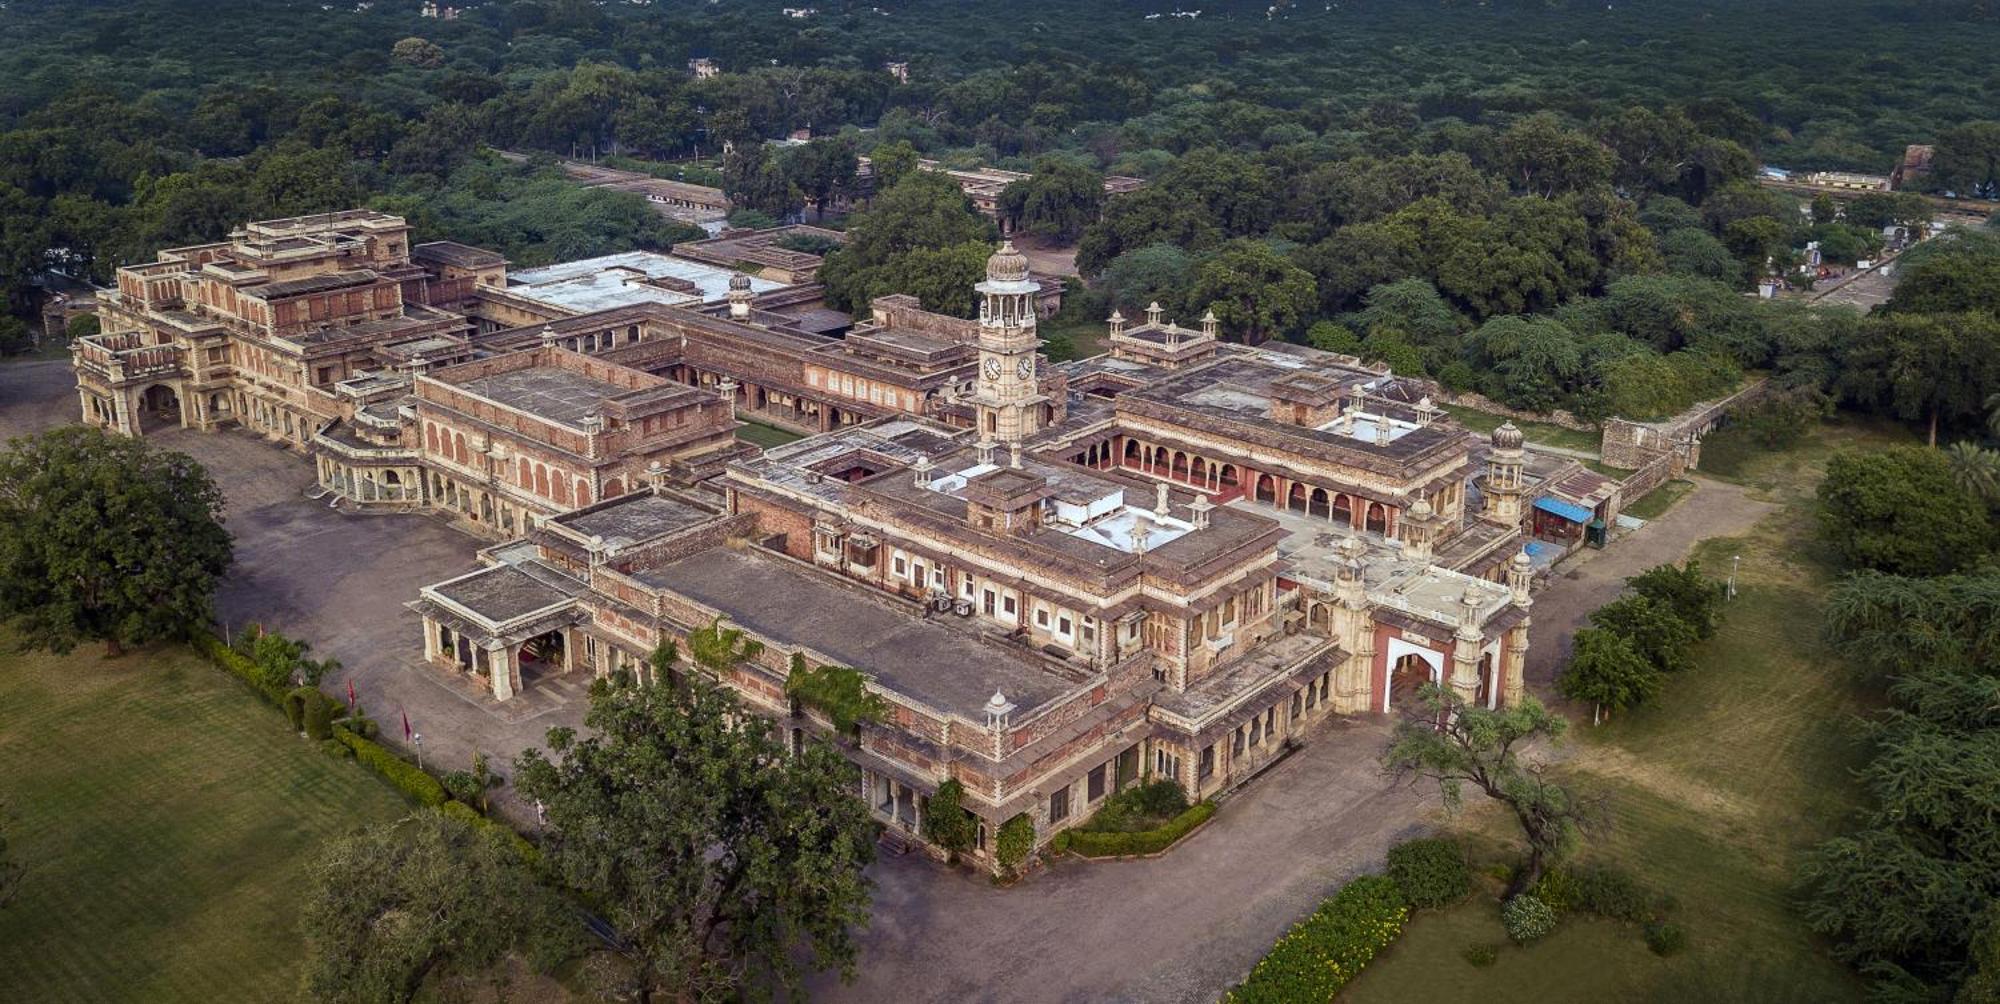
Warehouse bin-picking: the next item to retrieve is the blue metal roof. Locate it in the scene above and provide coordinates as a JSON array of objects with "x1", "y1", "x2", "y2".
[{"x1": 1534, "y1": 496, "x2": 1595, "y2": 523}]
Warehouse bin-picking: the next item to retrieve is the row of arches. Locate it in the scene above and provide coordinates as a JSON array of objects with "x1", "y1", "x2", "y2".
[
  {"x1": 1066, "y1": 434, "x2": 1401, "y2": 536},
  {"x1": 1387, "y1": 651, "x2": 1498, "y2": 712}
]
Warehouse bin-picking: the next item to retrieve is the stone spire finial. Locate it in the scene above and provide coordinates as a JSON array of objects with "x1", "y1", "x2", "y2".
[
  {"x1": 540, "y1": 325, "x2": 558, "y2": 349},
  {"x1": 1008, "y1": 441, "x2": 1023, "y2": 470},
  {"x1": 1200, "y1": 309, "x2": 1219, "y2": 339},
  {"x1": 913, "y1": 455, "x2": 933, "y2": 488},
  {"x1": 1155, "y1": 481, "x2": 1170, "y2": 517}
]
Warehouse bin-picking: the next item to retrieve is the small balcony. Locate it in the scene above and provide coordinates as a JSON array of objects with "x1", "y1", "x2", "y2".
[{"x1": 72, "y1": 331, "x2": 185, "y2": 384}]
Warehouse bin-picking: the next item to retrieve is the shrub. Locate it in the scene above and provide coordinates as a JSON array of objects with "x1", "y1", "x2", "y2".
[
  {"x1": 1644, "y1": 921, "x2": 1688, "y2": 957},
  {"x1": 1533, "y1": 864, "x2": 1659, "y2": 923},
  {"x1": 1461, "y1": 943, "x2": 1499, "y2": 967},
  {"x1": 1129, "y1": 778, "x2": 1189, "y2": 818},
  {"x1": 1065, "y1": 802, "x2": 1215, "y2": 857},
  {"x1": 301, "y1": 689, "x2": 337, "y2": 741},
  {"x1": 282, "y1": 689, "x2": 308, "y2": 730},
  {"x1": 437, "y1": 801, "x2": 542, "y2": 868},
  {"x1": 1387, "y1": 836, "x2": 1472, "y2": 909},
  {"x1": 193, "y1": 630, "x2": 286, "y2": 704},
  {"x1": 1502, "y1": 894, "x2": 1559, "y2": 944},
  {"x1": 334, "y1": 725, "x2": 447, "y2": 806},
  {"x1": 921, "y1": 778, "x2": 977, "y2": 860},
  {"x1": 996, "y1": 813, "x2": 1035, "y2": 876},
  {"x1": 1227, "y1": 875, "x2": 1409, "y2": 1002},
  {"x1": 443, "y1": 770, "x2": 483, "y2": 806},
  {"x1": 319, "y1": 738, "x2": 352, "y2": 760}
]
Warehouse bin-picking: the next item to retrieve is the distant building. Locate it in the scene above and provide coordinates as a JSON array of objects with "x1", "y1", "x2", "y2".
[
  {"x1": 1800, "y1": 170, "x2": 1891, "y2": 192},
  {"x1": 688, "y1": 57, "x2": 719, "y2": 80},
  {"x1": 886, "y1": 61, "x2": 910, "y2": 84}
]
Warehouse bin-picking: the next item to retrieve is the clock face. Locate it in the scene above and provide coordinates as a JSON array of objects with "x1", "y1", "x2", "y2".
[
  {"x1": 1017, "y1": 358, "x2": 1034, "y2": 380},
  {"x1": 983, "y1": 357, "x2": 1002, "y2": 381}
]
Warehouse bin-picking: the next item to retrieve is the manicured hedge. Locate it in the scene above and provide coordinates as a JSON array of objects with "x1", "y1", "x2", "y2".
[
  {"x1": 1227, "y1": 874, "x2": 1410, "y2": 1003},
  {"x1": 333, "y1": 724, "x2": 447, "y2": 806},
  {"x1": 193, "y1": 630, "x2": 286, "y2": 704},
  {"x1": 1386, "y1": 836, "x2": 1472, "y2": 908},
  {"x1": 437, "y1": 801, "x2": 542, "y2": 867},
  {"x1": 1066, "y1": 801, "x2": 1216, "y2": 858}
]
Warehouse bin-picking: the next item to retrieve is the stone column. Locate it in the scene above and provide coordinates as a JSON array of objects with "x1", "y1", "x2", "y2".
[
  {"x1": 1502, "y1": 623, "x2": 1529, "y2": 707},
  {"x1": 488, "y1": 642, "x2": 515, "y2": 701},
  {"x1": 561, "y1": 628, "x2": 576, "y2": 674},
  {"x1": 421, "y1": 616, "x2": 438, "y2": 662}
]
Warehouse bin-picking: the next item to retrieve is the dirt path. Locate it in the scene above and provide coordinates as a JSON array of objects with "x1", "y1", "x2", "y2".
[{"x1": 1526, "y1": 476, "x2": 1778, "y2": 688}]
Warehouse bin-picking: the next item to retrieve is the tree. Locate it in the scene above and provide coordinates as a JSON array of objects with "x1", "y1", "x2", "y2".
[
  {"x1": 389, "y1": 37, "x2": 445, "y2": 69},
  {"x1": 1944, "y1": 442, "x2": 2000, "y2": 504},
  {"x1": 1588, "y1": 594, "x2": 1700, "y2": 675},
  {"x1": 780, "y1": 137, "x2": 858, "y2": 219},
  {"x1": 1817, "y1": 448, "x2": 1992, "y2": 576},
  {"x1": 1351, "y1": 279, "x2": 1464, "y2": 371},
  {"x1": 785, "y1": 654, "x2": 888, "y2": 736},
  {"x1": 1464, "y1": 315, "x2": 1584, "y2": 412},
  {"x1": 1099, "y1": 243, "x2": 1194, "y2": 317},
  {"x1": 1626, "y1": 561, "x2": 1725, "y2": 640},
  {"x1": 722, "y1": 146, "x2": 802, "y2": 220},
  {"x1": 819, "y1": 171, "x2": 992, "y2": 313},
  {"x1": 998, "y1": 157, "x2": 1104, "y2": 242},
  {"x1": 515, "y1": 676, "x2": 875, "y2": 1002},
  {"x1": 1383, "y1": 687, "x2": 1597, "y2": 895},
  {"x1": 0, "y1": 427, "x2": 233, "y2": 656},
  {"x1": 921, "y1": 778, "x2": 977, "y2": 863},
  {"x1": 1558, "y1": 628, "x2": 1662, "y2": 725},
  {"x1": 300, "y1": 811, "x2": 576, "y2": 1003},
  {"x1": 1658, "y1": 228, "x2": 1742, "y2": 285},
  {"x1": 1840, "y1": 313, "x2": 2000, "y2": 445},
  {"x1": 1883, "y1": 237, "x2": 2000, "y2": 316},
  {"x1": 867, "y1": 140, "x2": 920, "y2": 189},
  {"x1": 1930, "y1": 121, "x2": 2000, "y2": 197},
  {"x1": 1499, "y1": 112, "x2": 1613, "y2": 199},
  {"x1": 1186, "y1": 239, "x2": 1317, "y2": 344}
]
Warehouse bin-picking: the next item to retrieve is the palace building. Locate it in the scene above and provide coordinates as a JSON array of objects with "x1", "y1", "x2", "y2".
[{"x1": 77, "y1": 211, "x2": 1544, "y2": 872}]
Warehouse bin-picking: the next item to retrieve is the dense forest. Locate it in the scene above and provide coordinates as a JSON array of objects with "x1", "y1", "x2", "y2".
[{"x1": 2, "y1": 0, "x2": 1998, "y2": 428}]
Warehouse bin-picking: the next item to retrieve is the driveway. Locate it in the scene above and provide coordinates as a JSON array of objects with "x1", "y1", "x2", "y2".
[
  {"x1": 1524, "y1": 477, "x2": 1778, "y2": 688},
  {"x1": 813, "y1": 717, "x2": 1437, "y2": 1004}
]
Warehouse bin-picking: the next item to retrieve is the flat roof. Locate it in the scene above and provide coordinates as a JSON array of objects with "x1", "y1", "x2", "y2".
[
  {"x1": 454, "y1": 367, "x2": 628, "y2": 425},
  {"x1": 430, "y1": 563, "x2": 583, "y2": 624},
  {"x1": 506, "y1": 252, "x2": 784, "y2": 313},
  {"x1": 636, "y1": 546, "x2": 1077, "y2": 718},
  {"x1": 553, "y1": 493, "x2": 715, "y2": 548}
]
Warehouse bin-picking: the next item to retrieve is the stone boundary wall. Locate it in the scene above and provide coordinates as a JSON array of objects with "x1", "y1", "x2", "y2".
[
  {"x1": 1617, "y1": 450, "x2": 1678, "y2": 504},
  {"x1": 1600, "y1": 378, "x2": 1770, "y2": 470},
  {"x1": 1431, "y1": 388, "x2": 1594, "y2": 432}
]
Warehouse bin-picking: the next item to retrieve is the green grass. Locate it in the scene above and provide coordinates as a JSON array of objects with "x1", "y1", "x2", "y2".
[
  {"x1": 1623, "y1": 479, "x2": 1695, "y2": 521},
  {"x1": 735, "y1": 419, "x2": 806, "y2": 449},
  {"x1": 1346, "y1": 417, "x2": 1919, "y2": 1004},
  {"x1": 1442, "y1": 404, "x2": 1603, "y2": 455},
  {"x1": 0, "y1": 639, "x2": 413, "y2": 1002}
]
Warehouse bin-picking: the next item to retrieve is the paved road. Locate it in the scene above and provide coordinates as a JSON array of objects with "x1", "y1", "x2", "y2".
[
  {"x1": 812, "y1": 718, "x2": 1435, "y2": 1004},
  {"x1": 1523, "y1": 477, "x2": 1778, "y2": 688}
]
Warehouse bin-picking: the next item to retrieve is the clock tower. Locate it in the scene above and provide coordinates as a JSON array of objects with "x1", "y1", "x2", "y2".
[{"x1": 970, "y1": 241, "x2": 1049, "y2": 443}]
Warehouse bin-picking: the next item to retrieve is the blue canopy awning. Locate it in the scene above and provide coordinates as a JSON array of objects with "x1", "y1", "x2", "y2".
[{"x1": 1534, "y1": 495, "x2": 1595, "y2": 523}]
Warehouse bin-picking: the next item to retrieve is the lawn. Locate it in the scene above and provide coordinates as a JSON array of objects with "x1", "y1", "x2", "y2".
[
  {"x1": 735, "y1": 418, "x2": 806, "y2": 449},
  {"x1": 0, "y1": 638, "x2": 414, "y2": 1002},
  {"x1": 1622, "y1": 479, "x2": 1694, "y2": 521},
  {"x1": 1441, "y1": 404, "x2": 1603, "y2": 455},
  {"x1": 1344, "y1": 417, "x2": 1913, "y2": 1004}
]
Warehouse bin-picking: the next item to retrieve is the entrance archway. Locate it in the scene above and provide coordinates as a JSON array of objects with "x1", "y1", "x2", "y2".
[
  {"x1": 1389, "y1": 651, "x2": 1438, "y2": 713},
  {"x1": 138, "y1": 384, "x2": 180, "y2": 433}
]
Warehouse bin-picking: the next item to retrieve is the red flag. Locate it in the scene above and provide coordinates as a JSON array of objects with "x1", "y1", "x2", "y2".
[
  {"x1": 347, "y1": 679, "x2": 356, "y2": 709},
  {"x1": 402, "y1": 710, "x2": 412, "y2": 742}
]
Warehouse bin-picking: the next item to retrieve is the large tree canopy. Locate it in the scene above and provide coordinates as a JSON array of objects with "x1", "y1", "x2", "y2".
[
  {"x1": 0, "y1": 427, "x2": 233, "y2": 655},
  {"x1": 515, "y1": 674, "x2": 876, "y2": 1003},
  {"x1": 1816, "y1": 447, "x2": 1993, "y2": 577}
]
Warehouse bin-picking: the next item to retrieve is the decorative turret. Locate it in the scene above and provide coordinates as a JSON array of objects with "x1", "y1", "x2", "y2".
[
  {"x1": 1107, "y1": 309, "x2": 1126, "y2": 337},
  {"x1": 1400, "y1": 495, "x2": 1438, "y2": 564},
  {"x1": 1484, "y1": 422, "x2": 1527, "y2": 526},
  {"x1": 727, "y1": 272, "x2": 754, "y2": 320},
  {"x1": 1200, "y1": 309, "x2": 1219, "y2": 340},
  {"x1": 1508, "y1": 548, "x2": 1534, "y2": 606},
  {"x1": 1145, "y1": 301, "x2": 1164, "y2": 326}
]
